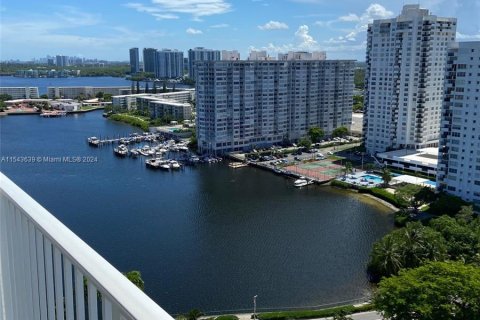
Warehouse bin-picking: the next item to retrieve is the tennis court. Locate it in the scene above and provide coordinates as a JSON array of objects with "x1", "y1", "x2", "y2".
[{"x1": 284, "y1": 159, "x2": 345, "y2": 182}]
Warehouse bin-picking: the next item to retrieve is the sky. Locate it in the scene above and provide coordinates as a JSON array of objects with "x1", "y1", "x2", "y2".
[{"x1": 1, "y1": 0, "x2": 479, "y2": 61}]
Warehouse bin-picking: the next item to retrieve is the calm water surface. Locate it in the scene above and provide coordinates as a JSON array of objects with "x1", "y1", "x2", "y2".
[
  {"x1": 0, "y1": 111, "x2": 393, "y2": 314},
  {"x1": 0, "y1": 76, "x2": 191, "y2": 94}
]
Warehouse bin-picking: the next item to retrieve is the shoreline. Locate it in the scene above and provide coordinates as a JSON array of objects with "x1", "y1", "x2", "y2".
[{"x1": 0, "y1": 107, "x2": 104, "y2": 117}]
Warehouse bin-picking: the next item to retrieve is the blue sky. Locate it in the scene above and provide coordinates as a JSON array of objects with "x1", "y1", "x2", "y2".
[{"x1": 1, "y1": 0, "x2": 479, "y2": 61}]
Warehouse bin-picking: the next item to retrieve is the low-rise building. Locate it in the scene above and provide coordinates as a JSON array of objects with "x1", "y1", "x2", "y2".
[
  {"x1": 112, "y1": 90, "x2": 194, "y2": 121},
  {"x1": 47, "y1": 86, "x2": 131, "y2": 99},
  {"x1": 0, "y1": 87, "x2": 39, "y2": 99},
  {"x1": 376, "y1": 147, "x2": 438, "y2": 177}
]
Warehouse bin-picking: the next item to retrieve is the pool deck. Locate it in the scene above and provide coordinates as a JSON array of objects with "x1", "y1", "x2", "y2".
[{"x1": 338, "y1": 172, "x2": 383, "y2": 188}]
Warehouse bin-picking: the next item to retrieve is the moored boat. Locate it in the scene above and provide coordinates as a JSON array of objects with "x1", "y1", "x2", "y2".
[{"x1": 114, "y1": 144, "x2": 128, "y2": 157}]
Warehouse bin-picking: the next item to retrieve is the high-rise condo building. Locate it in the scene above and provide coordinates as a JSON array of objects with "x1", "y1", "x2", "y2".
[
  {"x1": 196, "y1": 60, "x2": 354, "y2": 154},
  {"x1": 364, "y1": 5, "x2": 456, "y2": 155},
  {"x1": 188, "y1": 47, "x2": 221, "y2": 80},
  {"x1": 143, "y1": 48, "x2": 157, "y2": 74},
  {"x1": 437, "y1": 41, "x2": 480, "y2": 204},
  {"x1": 221, "y1": 50, "x2": 240, "y2": 61},
  {"x1": 129, "y1": 48, "x2": 140, "y2": 74},
  {"x1": 248, "y1": 51, "x2": 273, "y2": 61},
  {"x1": 155, "y1": 49, "x2": 184, "y2": 79},
  {"x1": 278, "y1": 51, "x2": 327, "y2": 61},
  {"x1": 55, "y1": 55, "x2": 69, "y2": 67}
]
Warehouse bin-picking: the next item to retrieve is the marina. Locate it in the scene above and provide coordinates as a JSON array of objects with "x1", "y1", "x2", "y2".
[{"x1": 0, "y1": 110, "x2": 394, "y2": 314}]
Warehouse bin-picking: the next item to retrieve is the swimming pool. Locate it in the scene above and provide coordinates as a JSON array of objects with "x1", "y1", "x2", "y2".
[
  {"x1": 361, "y1": 174, "x2": 384, "y2": 184},
  {"x1": 423, "y1": 180, "x2": 437, "y2": 187}
]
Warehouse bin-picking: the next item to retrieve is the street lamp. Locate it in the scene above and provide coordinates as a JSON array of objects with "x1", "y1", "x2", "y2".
[{"x1": 253, "y1": 295, "x2": 258, "y2": 320}]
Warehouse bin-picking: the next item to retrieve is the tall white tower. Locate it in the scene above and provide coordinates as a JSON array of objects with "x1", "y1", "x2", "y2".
[{"x1": 364, "y1": 5, "x2": 456, "y2": 154}]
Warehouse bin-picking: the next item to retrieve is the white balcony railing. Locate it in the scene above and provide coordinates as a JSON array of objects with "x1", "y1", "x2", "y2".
[{"x1": 0, "y1": 172, "x2": 174, "y2": 320}]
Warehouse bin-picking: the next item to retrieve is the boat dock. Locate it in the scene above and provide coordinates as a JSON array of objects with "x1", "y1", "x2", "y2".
[
  {"x1": 87, "y1": 133, "x2": 160, "y2": 147},
  {"x1": 228, "y1": 162, "x2": 248, "y2": 169}
]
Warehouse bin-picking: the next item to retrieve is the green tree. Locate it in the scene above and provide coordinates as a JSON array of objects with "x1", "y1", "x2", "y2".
[
  {"x1": 368, "y1": 232, "x2": 405, "y2": 280},
  {"x1": 39, "y1": 94, "x2": 49, "y2": 99},
  {"x1": 429, "y1": 215, "x2": 479, "y2": 262},
  {"x1": 343, "y1": 161, "x2": 353, "y2": 175},
  {"x1": 308, "y1": 127, "x2": 324, "y2": 143},
  {"x1": 332, "y1": 310, "x2": 353, "y2": 320},
  {"x1": 429, "y1": 192, "x2": 468, "y2": 216},
  {"x1": 0, "y1": 93, "x2": 13, "y2": 102},
  {"x1": 124, "y1": 270, "x2": 144, "y2": 291},
  {"x1": 381, "y1": 168, "x2": 392, "y2": 187},
  {"x1": 103, "y1": 93, "x2": 113, "y2": 102},
  {"x1": 186, "y1": 309, "x2": 203, "y2": 320},
  {"x1": 332, "y1": 126, "x2": 349, "y2": 138},
  {"x1": 368, "y1": 222, "x2": 447, "y2": 280},
  {"x1": 298, "y1": 137, "x2": 312, "y2": 150},
  {"x1": 136, "y1": 81, "x2": 140, "y2": 93},
  {"x1": 352, "y1": 95, "x2": 364, "y2": 112},
  {"x1": 95, "y1": 91, "x2": 104, "y2": 99},
  {"x1": 354, "y1": 68, "x2": 365, "y2": 89},
  {"x1": 374, "y1": 261, "x2": 480, "y2": 320},
  {"x1": 395, "y1": 185, "x2": 434, "y2": 212}
]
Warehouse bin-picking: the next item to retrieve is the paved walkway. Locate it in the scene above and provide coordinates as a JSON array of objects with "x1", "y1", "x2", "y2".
[{"x1": 203, "y1": 310, "x2": 383, "y2": 320}]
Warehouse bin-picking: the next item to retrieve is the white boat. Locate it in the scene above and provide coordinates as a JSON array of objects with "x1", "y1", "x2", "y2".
[
  {"x1": 169, "y1": 160, "x2": 181, "y2": 169},
  {"x1": 138, "y1": 145, "x2": 151, "y2": 156},
  {"x1": 130, "y1": 149, "x2": 139, "y2": 157},
  {"x1": 294, "y1": 177, "x2": 313, "y2": 187},
  {"x1": 87, "y1": 137, "x2": 100, "y2": 147},
  {"x1": 145, "y1": 158, "x2": 165, "y2": 169},
  {"x1": 160, "y1": 163, "x2": 171, "y2": 170},
  {"x1": 114, "y1": 144, "x2": 128, "y2": 157}
]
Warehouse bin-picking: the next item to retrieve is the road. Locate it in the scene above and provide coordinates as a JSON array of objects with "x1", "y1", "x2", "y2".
[
  {"x1": 214, "y1": 310, "x2": 382, "y2": 320},
  {"x1": 316, "y1": 311, "x2": 383, "y2": 320}
]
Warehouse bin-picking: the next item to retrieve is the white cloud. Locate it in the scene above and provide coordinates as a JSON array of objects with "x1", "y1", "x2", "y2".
[
  {"x1": 456, "y1": 31, "x2": 480, "y2": 40},
  {"x1": 0, "y1": 7, "x2": 167, "y2": 60},
  {"x1": 53, "y1": 6, "x2": 101, "y2": 26},
  {"x1": 152, "y1": 13, "x2": 179, "y2": 20},
  {"x1": 151, "y1": 0, "x2": 231, "y2": 18},
  {"x1": 186, "y1": 27, "x2": 203, "y2": 34},
  {"x1": 125, "y1": 0, "x2": 231, "y2": 20},
  {"x1": 258, "y1": 21, "x2": 289, "y2": 30},
  {"x1": 249, "y1": 25, "x2": 320, "y2": 55},
  {"x1": 289, "y1": 0, "x2": 324, "y2": 3},
  {"x1": 295, "y1": 25, "x2": 317, "y2": 48},
  {"x1": 327, "y1": 4, "x2": 394, "y2": 43},
  {"x1": 210, "y1": 23, "x2": 229, "y2": 28},
  {"x1": 339, "y1": 13, "x2": 360, "y2": 22}
]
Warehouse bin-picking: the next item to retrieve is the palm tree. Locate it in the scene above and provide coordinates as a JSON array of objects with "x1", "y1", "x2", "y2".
[
  {"x1": 187, "y1": 309, "x2": 203, "y2": 320},
  {"x1": 381, "y1": 167, "x2": 392, "y2": 187},
  {"x1": 343, "y1": 161, "x2": 353, "y2": 176},
  {"x1": 369, "y1": 233, "x2": 404, "y2": 278}
]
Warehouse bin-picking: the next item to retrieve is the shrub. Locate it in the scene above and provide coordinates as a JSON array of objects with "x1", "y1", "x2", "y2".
[
  {"x1": 393, "y1": 210, "x2": 410, "y2": 227},
  {"x1": 330, "y1": 180, "x2": 351, "y2": 189},
  {"x1": 216, "y1": 316, "x2": 239, "y2": 320}
]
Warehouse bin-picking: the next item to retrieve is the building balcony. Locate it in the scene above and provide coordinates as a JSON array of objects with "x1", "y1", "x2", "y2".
[{"x1": 0, "y1": 172, "x2": 174, "y2": 320}]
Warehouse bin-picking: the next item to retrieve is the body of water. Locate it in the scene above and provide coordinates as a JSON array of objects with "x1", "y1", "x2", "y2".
[
  {"x1": 0, "y1": 76, "x2": 192, "y2": 95},
  {"x1": 0, "y1": 111, "x2": 393, "y2": 314}
]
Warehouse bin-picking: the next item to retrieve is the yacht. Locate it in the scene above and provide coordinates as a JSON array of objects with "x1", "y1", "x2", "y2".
[
  {"x1": 87, "y1": 137, "x2": 100, "y2": 147},
  {"x1": 145, "y1": 158, "x2": 164, "y2": 169},
  {"x1": 114, "y1": 144, "x2": 128, "y2": 157},
  {"x1": 138, "y1": 145, "x2": 151, "y2": 157},
  {"x1": 169, "y1": 160, "x2": 181, "y2": 169},
  {"x1": 294, "y1": 177, "x2": 313, "y2": 187}
]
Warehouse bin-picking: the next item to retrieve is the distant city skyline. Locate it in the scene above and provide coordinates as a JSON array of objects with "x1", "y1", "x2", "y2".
[{"x1": 1, "y1": 0, "x2": 479, "y2": 61}]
